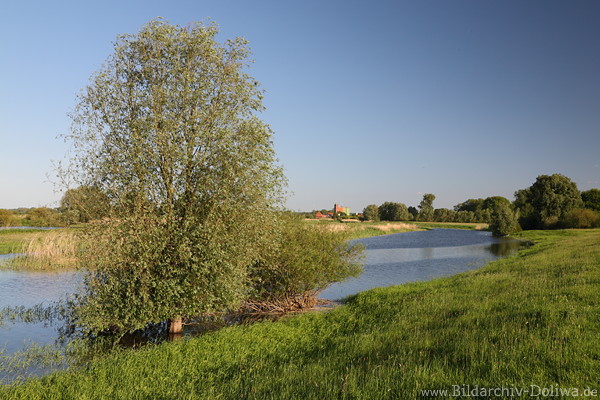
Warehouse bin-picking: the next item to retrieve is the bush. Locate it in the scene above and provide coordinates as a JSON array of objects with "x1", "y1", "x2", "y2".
[
  {"x1": 22, "y1": 208, "x2": 65, "y2": 227},
  {"x1": 248, "y1": 214, "x2": 363, "y2": 311},
  {"x1": 489, "y1": 203, "x2": 520, "y2": 237},
  {"x1": 0, "y1": 209, "x2": 20, "y2": 227},
  {"x1": 559, "y1": 208, "x2": 600, "y2": 229}
]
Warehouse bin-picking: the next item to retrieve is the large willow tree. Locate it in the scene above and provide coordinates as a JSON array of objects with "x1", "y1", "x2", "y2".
[{"x1": 67, "y1": 19, "x2": 285, "y2": 334}]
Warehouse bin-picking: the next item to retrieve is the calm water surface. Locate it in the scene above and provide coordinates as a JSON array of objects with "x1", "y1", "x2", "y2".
[
  {"x1": 0, "y1": 256, "x2": 79, "y2": 382},
  {"x1": 320, "y1": 229, "x2": 522, "y2": 300}
]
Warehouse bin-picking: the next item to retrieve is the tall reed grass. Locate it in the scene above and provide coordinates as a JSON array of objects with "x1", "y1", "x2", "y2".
[
  {"x1": 6, "y1": 229, "x2": 79, "y2": 270},
  {"x1": 314, "y1": 221, "x2": 419, "y2": 239}
]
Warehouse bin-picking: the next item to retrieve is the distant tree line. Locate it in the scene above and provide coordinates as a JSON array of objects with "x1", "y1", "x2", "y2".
[
  {"x1": 0, "y1": 186, "x2": 111, "y2": 228},
  {"x1": 359, "y1": 174, "x2": 600, "y2": 236}
]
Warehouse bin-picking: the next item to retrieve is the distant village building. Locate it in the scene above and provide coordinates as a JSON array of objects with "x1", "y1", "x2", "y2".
[
  {"x1": 315, "y1": 211, "x2": 334, "y2": 219},
  {"x1": 333, "y1": 203, "x2": 350, "y2": 215}
]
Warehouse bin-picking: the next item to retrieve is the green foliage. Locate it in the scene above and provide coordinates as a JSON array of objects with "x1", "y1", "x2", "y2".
[
  {"x1": 22, "y1": 208, "x2": 64, "y2": 227},
  {"x1": 513, "y1": 188, "x2": 536, "y2": 229},
  {"x1": 454, "y1": 198, "x2": 484, "y2": 213},
  {"x1": 407, "y1": 206, "x2": 419, "y2": 220},
  {"x1": 454, "y1": 210, "x2": 475, "y2": 223},
  {"x1": 482, "y1": 195, "x2": 510, "y2": 210},
  {"x1": 412, "y1": 221, "x2": 485, "y2": 230},
  {"x1": 559, "y1": 208, "x2": 600, "y2": 229},
  {"x1": 516, "y1": 174, "x2": 582, "y2": 229},
  {"x1": 453, "y1": 197, "x2": 511, "y2": 223},
  {"x1": 432, "y1": 207, "x2": 454, "y2": 222},
  {"x1": 65, "y1": 19, "x2": 285, "y2": 334},
  {"x1": 488, "y1": 202, "x2": 520, "y2": 236},
  {"x1": 5, "y1": 230, "x2": 599, "y2": 398},
  {"x1": 417, "y1": 193, "x2": 435, "y2": 221},
  {"x1": 0, "y1": 209, "x2": 20, "y2": 227},
  {"x1": 361, "y1": 204, "x2": 379, "y2": 221},
  {"x1": 249, "y1": 214, "x2": 363, "y2": 307},
  {"x1": 378, "y1": 201, "x2": 408, "y2": 221},
  {"x1": 581, "y1": 188, "x2": 600, "y2": 212},
  {"x1": 60, "y1": 186, "x2": 109, "y2": 224}
]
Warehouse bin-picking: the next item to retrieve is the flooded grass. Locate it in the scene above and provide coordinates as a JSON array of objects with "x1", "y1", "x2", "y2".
[{"x1": 2, "y1": 229, "x2": 598, "y2": 398}]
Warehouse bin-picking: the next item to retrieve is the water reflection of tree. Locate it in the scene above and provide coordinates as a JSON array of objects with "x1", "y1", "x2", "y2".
[{"x1": 488, "y1": 240, "x2": 529, "y2": 257}]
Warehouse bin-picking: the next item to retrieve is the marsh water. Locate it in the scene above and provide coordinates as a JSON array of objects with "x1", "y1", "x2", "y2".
[{"x1": 0, "y1": 228, "x2": 522, "y2": 382}]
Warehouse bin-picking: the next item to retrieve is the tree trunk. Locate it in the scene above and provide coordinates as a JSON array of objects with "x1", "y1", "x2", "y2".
[{"x1": 168, "y1": 316, "x2": 183, "y2": 334}]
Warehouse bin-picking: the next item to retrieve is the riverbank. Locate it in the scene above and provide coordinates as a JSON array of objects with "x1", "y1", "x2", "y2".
[{"x1": 3, "y1": 229, "x2": 598, "y2": 398}]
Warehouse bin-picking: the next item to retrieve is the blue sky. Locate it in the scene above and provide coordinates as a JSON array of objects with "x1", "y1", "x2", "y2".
[{"x1": 1, "y1": 0, "x2": 599, "y2": 212}]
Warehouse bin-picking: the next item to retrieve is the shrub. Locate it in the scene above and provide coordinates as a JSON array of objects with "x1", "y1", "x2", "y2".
[
  {"x1": 489, "y1": 203, "x2": 520, "y2": 237},
  {"x1": 559, "y1": 208, "x2": 600, "y2": 229},
  {"x1": 0, "y1": 209, "x2": 20, "y2": 227},
  {"x1": 22, "y1": 208, "x2": 65, "y2": 227},
  {"x1": 248, "y1": 214, "x2": 363, "y2": 311}
]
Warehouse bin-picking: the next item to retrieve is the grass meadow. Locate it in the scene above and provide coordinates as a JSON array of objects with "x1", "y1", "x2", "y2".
[{"x1": 1, "y1": 228, "x2": 598, "y2": 398}]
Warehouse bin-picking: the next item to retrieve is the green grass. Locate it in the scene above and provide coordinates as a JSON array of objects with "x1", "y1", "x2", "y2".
[{"x1": 2, "y1": 229, "x2": 599, "y2": 399}]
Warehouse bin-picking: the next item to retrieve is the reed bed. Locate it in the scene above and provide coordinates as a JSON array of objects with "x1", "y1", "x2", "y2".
[
  {"x1": 6, "y1": 229, "x2": 79, "y2": 270},
  {"x1": 312, "y1": 221, "x2": 419, "y2": 239}
]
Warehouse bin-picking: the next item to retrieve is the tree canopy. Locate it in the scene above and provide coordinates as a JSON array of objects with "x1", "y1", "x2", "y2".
[
  {"x1": 518, "y1": 174, "x2": 582, "y2": 228},
  {"x1": 60, "y1": 186, "x2": 109, "y2": 223},
  {"x1": 362, "y1": 204, "x2": 380, "y2": 221},
  {"x1": 379, "y1": 201, "x2": 409, "y2": 221},
  {"x1": 418, "y1": 194, "x2": 435, "y2": 221},
  {"x1": 66, "y1": 19, "x2": 286, "y2": 334},
  {"x1": 582, "y1": 189, "x2": 600, "y2": 212}
]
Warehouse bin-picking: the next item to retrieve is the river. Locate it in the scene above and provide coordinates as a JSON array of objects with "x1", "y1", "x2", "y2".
[{"x1": 320, "y1": 229, "x2": 521, "y2": 300}]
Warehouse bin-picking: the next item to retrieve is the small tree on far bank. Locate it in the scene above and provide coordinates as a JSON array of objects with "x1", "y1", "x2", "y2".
[
  {"x1": 514, "y1": 174, "x2": 582, "y2": 229},
  {"x1": 489, "y1": 202, "x2": 520, "y2": 236},
  {"x1": 362, "y1": 204, "x2": 380, "y2": 221},
  {"x1": 379, "y1": 201, "x2": 409, "y2": 221},
  {"x1": 418, "y1": 194, "x2": 435, "y2": 221},
  {"x1": 581, "y1": 189, "x2": 600, "y2": 212}
]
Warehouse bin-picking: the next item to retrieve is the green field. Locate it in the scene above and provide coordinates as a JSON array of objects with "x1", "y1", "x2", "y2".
[{"x1": 2, "y1": 229, "x2": 598, "y2": 398}]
